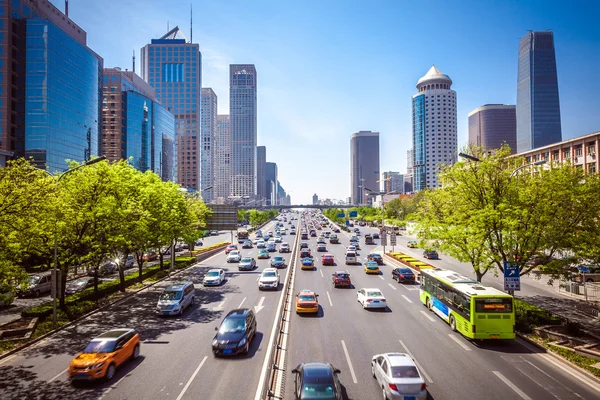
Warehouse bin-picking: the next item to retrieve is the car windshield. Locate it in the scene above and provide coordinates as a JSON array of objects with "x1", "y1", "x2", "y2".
[
  {"x1": 71, "y1": 279, "x2": 89, "y2": 287},
  {"x1": 241, "y1": 258, "x2": 253, "y2": 262},
  {"x1": 207, "y1": 271, "x2": 219, "y2": 277},
  {"x1": 367, "y1": 291, "x2": 382, "y2": 297},
  {"x1": 399, "y1": 269, "x2": 412, "y2": 274},
  {"x1": 263, "y1": 272, "x2": 277, "y2": 278},
  {"x1": 28, "y1": 276, "x2": 41, "y2": 285},
  {"x1": 229, "y1": 251, "x2": 239, "y2": 256},
  {"x1": 273, "y1": 257, "x2": 283, "y2": 261},
  {"x1": 160, "y1": 290, "x2": 182, "y2": 300},
  {"x1": 83, "y1": 340, "x2": 117, "y2": 354},
  {"x1": 299, "y1": 295, "x2": 316, "y2": 301},
  {"x1": 336, "y1": 274, "x2": 349, "y2": 279},
  {"x1": 219, "y1": 317, "x2": 246, "y2": 333},
  {"x1": 390, "y1": 365, "x2": 420, "y2": 378}
]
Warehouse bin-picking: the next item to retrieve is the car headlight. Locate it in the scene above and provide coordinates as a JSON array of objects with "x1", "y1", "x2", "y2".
[
  {"x1": 212, "y1": 339, "x2": 218, "y2": 346},
  {"x1": 92, "y1": 362, "x2": 105, "y2": 369},
  {"x1": 238, "y1": 337, "x2": 247, "y2": 347}
]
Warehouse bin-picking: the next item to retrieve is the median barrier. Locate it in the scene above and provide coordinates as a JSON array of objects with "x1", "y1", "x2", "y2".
[{"x1": 386, "y1": 251, "x2": 435, "y2": 270}]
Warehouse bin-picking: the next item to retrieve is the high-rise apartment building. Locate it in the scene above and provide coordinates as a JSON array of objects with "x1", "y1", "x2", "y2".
[
  {"x1": 312, "y1": 194, "x2": 319, "y2": 205},
  {"x1": 0, "y1": 0, "x2": 102, "y2": 172},
  {"x1": 412, "y1": 66, "x2": 457, "y2": 191},
  {"x1": 382, "y1": 172, "x2": 404, "y2": 194},
  {"x1": 265, "y1": 162, "x2": 278, "y2": 206},
  {"x1": 140, "y1": 27, "x2": 202, "y2": 189},
  {"x1": 517, "y1": 31, "x2": 562, "y2": 153},
  {"x1": 405, "y1": 149, "x2": 414, "y2": 193},
  {"x1": 350, "y1": 131, "x2": 380, "y2": 205},
  {"x1": 230, "y1": 64, "x2": 257, "y2": 198},
  {"x1": 214, "y1": 115, "x2": 231, "y2": 203},
  {"x1": 257, "y1": 146, "x2": 267, "y2": 204},
  {"x1": 468, "y1": 104, "x2": 516, "y2": 153},
  {"x1": 102, "y1": 68, "x2": 175, "y2": 180},
  {"x1": 201, "y1": 88, "x2": 217, "y2": 201}
]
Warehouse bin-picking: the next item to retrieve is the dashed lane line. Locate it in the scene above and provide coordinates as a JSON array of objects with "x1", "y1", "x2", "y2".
[
  {"x1": 401, "y1": 295, "x2": 413, "y2": 304},
  {"x1": 341, "y1": 340, "x2": 358, "y2": 384},
  {"x1": 493, "y1": 371, "x2": 532, "y2": 400},
  {"x1": 176, "y1": 356, "x2": 208, "y2": 400}
]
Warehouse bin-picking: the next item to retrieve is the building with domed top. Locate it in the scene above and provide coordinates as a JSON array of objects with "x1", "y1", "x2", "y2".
[{"x1": 411, "y1": 66, "x2": 457, "y2": 191}]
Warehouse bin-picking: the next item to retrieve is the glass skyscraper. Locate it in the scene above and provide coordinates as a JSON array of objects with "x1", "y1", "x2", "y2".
[
  {"x1": 468, "y1": 104, "x2": 516, "y2": 153},
  {"x1": 24, "y1": 18, "x2": 102, "y2": 172},
  {"x1": 214, "y1": 115, "x2": 231, "y2": 203},
  {"x1": 230, "y1": 64, "x2": 257, "y2": 198},
  {"x1": 140, "y1": 27, "x2": 202, "y2": 189},
  {"x1": 517, "y1": 31, "x2": 562, "y2": 153},
  {"x1": 350, "y1": 131, "x2": 380, "y2": 205},
  {"x1": 201, "y1": 88, "x2": 217, "y2": 201}
]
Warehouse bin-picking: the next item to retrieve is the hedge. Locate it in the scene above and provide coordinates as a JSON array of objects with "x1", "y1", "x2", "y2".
[{"x1": 514, "y1": 298, "x2": 561, "y2": 333}]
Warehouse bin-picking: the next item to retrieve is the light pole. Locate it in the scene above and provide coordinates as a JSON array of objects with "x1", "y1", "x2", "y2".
[
  {"x1": 508, "y1": 160, "x2": 547, "y2": 181},
  {"x1": 48, "y1": 156, "x2": 106, "y2": 325}
]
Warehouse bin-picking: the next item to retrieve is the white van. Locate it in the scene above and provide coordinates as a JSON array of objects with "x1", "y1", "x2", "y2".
[
  {"x1": 345, "y1": 251, "x2": 357, "y2": 265},
  {"x1": 156, "y1": 281, "x2": 195, "y2": 316}
]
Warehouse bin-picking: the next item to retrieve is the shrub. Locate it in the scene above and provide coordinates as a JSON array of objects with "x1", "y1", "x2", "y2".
[{"x1": 514, "y1": 299, "x2": 561, "y2": 333}]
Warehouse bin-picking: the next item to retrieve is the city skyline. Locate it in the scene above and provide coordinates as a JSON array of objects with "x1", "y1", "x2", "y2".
[{"x1": 39, "y1": 0, "x2": 600, "y2": 203}]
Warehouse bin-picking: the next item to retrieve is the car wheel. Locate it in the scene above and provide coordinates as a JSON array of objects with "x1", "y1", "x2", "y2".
[
  {"x1": 450, "y1": 315, "x2": 457, "y2": 331},
  {"x1": 371, "y1": 362, "x2": 376, "y2": 378},
  {"x1": 179, "y1": 307, "x2": 184, "y2": 316},
  {"x1": 105, "y1": 363, "x2": 116, "y2": 381},
  {"x1": 382, "y1": 387, "x2": 388, "y2": 400},
  {"x1": 132, "y1": 344, "x2": 140, "y2": 360}
]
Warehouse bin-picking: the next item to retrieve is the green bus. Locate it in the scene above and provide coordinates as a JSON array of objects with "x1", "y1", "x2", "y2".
[{"x1": 420, "y1": 268, "x2": 515, "y2": 340}]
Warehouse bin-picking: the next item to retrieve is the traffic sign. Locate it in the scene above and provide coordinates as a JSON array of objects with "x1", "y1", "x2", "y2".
[
  {"x1": 381, "y1": 235, "x2": 387, "y2": 246},
  {"x1": 503, "y1": 262, "x2": 521, "y2": 291},
  {"x1": 349, "y1": 211, "x2": 358, "y2": 218},
  {"x1": 578, "y1": 265, "x2": 591, "y2": 273},
  {"x1": 390, "y1": 234, "x2": 396, "y2": 246},
  {"x1": 337, "y1": 213, "x2": 345, "y2": 218}
]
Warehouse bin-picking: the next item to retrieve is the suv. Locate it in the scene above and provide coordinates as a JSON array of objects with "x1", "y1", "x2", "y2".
[
  {"x1": 345, "y1": 251, "x2": 357, "y2": 265},
  {"x1": 19, "y1": 273, "x2": 52, "y2": 298},
  {"x1": 156, "y1": 281, "x2": 195, "y2": 316},
  {"x1": 212, "y1": 309, "x2": 257, "y2": 356}
]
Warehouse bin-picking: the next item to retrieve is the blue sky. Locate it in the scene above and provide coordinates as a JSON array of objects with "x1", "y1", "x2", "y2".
[{"x1": 55, "y1": 0, "x2": 600, "y2": 204}]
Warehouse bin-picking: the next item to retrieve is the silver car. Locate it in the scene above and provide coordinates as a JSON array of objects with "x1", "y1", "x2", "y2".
[{"x1": 371, "y1": 353, "x2": 427, "y2": 400}]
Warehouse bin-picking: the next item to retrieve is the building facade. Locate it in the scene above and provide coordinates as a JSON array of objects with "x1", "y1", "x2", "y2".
[
  {"x1": 350, "y1": 131, "x2": 380, "y2": 205},
  {"x1": 412, "y1": 66, "x2": 457, "y2": 191},
  {"x1": 468, "y1": 104, "x2": 516, "y2": 153},
  {"x1": 382, "y1": 171, "x2": 404, "y2": 194},
  {"x1": 201, "y1": 88, "x2": 217, "y2": 201},
  {"x1": 312, "y1": 193, "x2": 318, "y2": 205},
  {"x1": 405, "y1": 149, "x2": 413, "y2": 193},
  {"x1": 516, "y1": 31, "x2": 562, "y2": 153},
  {"x1": 214, "y1": 115, "x2": 231, "y2": 203},
  {"x1": 514, "y1": 131, "x2": 600, "y2": 174},
  {"x1": 257, "y1": 146, "x2": 267, "y2": 204},
  {"x1": 265, "y1": 161, "x2": 278, "y2": 206},
  {"x1": 230, "y1": 64, "x2": 257, "y2": 198},
  {"x1": 140, "y1": 27, "x2": 202, "y2": 189}
]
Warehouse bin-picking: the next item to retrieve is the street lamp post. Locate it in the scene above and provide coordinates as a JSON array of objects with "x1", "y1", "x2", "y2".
[{"x1": 48, "y1": 156, "x2": 106, "y2": 325}]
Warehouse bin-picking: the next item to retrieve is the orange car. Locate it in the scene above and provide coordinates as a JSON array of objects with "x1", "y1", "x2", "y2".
[
  {"x1": 68, "y1": 328, "x2": 140, "y2": 382},
  {"x1": 295, "y1": 290, "x2": 319, "y2": 314}
]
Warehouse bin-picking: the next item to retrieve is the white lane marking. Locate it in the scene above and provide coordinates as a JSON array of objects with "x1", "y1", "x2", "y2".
[
  {"x1": 0, "y1": 354, "x2": 17, "y2": 366},
  {"x1": 387, "y1": 283, "x2": 397, "y2": 290},
  {"x1": 420, "y1": 310, "x2": 435, "y2": 322},
  {"x1": 213, "y1": 300, "x2": 226, "y2": 311},
  {"x1": 320, "y1": 269, "x2": 324, "y2": 278},
  {"x1": 401, "y1": 295, "x2": 413, "y2": 304},
  {"x1": 48, "y1": 368, "x2": 67, "y2": 382},
  {"x1": 238, "y1": 297, "x2": 247, "y2": 308},
  {"x1": 520, "y1": 357, "x2": 583, "y2": 398},
  {"x1": 398, "y1": 340, "x2": 433, "y2": 383},
  {"x1": 256, "y1": 275, "x2": 261, "y2": 281},
  {"x1": 493, "y1": 371, "x2": 532, "y2": 400},
  {"x1": 176, "y1": 356, "x2": 208, "y2": 400},
  {"x1": 326, "y1": 291, "x2": 333, "y2": 307},
  {"x1": 448, "y1": 334, "x2": 471, "y2": 351},
  {"x1": 341, "y1": 340, "x2": 358, "y2": 384},
  {"x1": 254, "y1": 296, "x2": 266, "y2": 313},
  {"x1": 378, "y1": 275, "x2": 384, "y2": 280}
]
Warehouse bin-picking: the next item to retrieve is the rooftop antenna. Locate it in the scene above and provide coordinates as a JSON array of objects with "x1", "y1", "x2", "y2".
[
  {"x1": 65, "y1": 0, "x2": 68, "y2": 17},
  {"x1": 190, "y1": 3, "x2": 193, "y2": 43},
  {"x1": 132, "y1": 50, "x2": 136, "y2": 73}
]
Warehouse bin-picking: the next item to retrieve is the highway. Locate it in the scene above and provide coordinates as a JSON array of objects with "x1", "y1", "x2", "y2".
[
  {"x1": 282, "y1": 217, "x2": 600, "y2": 400},
  {"x1": 0, "y1": 219, "x2": 298, "y2": 400}
]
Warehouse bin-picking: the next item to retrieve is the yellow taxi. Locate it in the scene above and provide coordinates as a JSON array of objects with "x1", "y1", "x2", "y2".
[
  {"x1": 295, "y1": 290, "x2": 319, "y2": 313},
  {"x1": 407, "y1": 240, "x2": 418, "y2": 248},
  {"x1": 68, "y1": 328, "x2": 140, "y2": 382},
  {"x1": 364, "y1": 261, "x2": 380, "y2": 274},
  {"x1": 301, "y1": 257, "x2": 314, "y2": 270}
]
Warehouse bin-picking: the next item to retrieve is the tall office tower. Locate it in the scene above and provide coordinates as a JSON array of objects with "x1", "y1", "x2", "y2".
[
  {"x1": 201, "y1": 88, "x2": 217, "y2": 201},
  {"x1": 277, "y1": 182, "x2": 287, "y2": 205},
  {"x1": 405, "y1": 149, "x2": 413, "y2": 193},
  {"x1": 350, "y1": 131, "x2": 380, "y2": 205},
  {"x1": 102, "y1": 68, "x2": 175, "y2": 180},
  {"x1": 412, "y1": 66, "x2": 457, "y2": 191},
  {"x1": 312, "y1": 194, "x2": 319, "y2": 205},
  {"x1": 140, "y1": 27, "x2": 202, "y2": 190},
  {"x1": 265, "y1": 162, "x2": 278, "y2": 206},
  {"x1": 382, "y1": 171, "x2": 404, "y2": 194},
  {"x1": 0, "y1": 0, "x2": 102, "y2": 171},
  {"x1": 214, "y1": 115, "x2": 231, "y2": 203},
  {"x1": 230, "y1": 64, "x2": 257, "y2": 198},
  {"x1": 256, "y1": 146, "x2": 267, "y2": 204},
  {"x1": 517, "y1": 31, "x2": 562, "y2": 153},
  {"x1": 468, "y1": 105, "x2": 516, "y2": 153}
]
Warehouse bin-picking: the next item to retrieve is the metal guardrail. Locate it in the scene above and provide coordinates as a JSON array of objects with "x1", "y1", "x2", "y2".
[{"x1": 255, "y1": 221, "x2": 301, "y2": 400}]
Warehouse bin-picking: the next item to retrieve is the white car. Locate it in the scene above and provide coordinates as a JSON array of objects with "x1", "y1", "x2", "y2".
[
  {"x1": 371, "y1": 353, "x2": 427, "y2": 400},
  {"x1": 274, "y1": 236, "x2": 282, "y2": 243},
  {"x1": 279, "y1": 243, "x2": 290, "y2": 253},
  {"x1": 357, "y1": 288, "x2": 387, "y2": 309},
  {"x1": 226, "y1": 250, "x2": 241, "y2": 263},
  {"x1": 203, "y1": 269, "x2": 225, "y2": 286},
  {"x1": 256, "y1": 240, "x2": 266, "y2": 248},
  {"x1": 347, "y1": 245, "x2": 357, "y2": 252},
  {"x1": 258, "y1": 268, "x2": 280, "y2": 290}
]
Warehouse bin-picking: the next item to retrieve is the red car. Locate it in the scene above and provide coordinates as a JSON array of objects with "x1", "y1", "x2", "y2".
[
  {"x1": 321, "y1": 254, "x2": 335, "y2": 266},
  {"x1": 225, "y1": 244, "x2": 238, "y2": 254},
  {"x1": 332, "y1": 271, "x2": 351, "y2": 287}
]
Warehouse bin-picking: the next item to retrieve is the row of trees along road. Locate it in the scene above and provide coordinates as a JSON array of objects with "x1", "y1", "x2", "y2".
[
  {"x1": 238, "y1": 209, "x2": 278, "y2": 228},
  {"x1": 0, "y1": 158, "x2": 211, "y2": 308},
  {"x1": 415, "y1": 145, "x2": 600, "y2": 282}
]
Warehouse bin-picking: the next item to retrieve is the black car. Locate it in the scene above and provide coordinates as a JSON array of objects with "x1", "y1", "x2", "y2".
[
  {"x1": 242, "y1": 240, "x2": 253, "y2": 249},
  {"x1": 316, "y1": 244, "x2": 327, "y2": 252},
  {"x1": 423, "y1": 250, "x2": 439, "y2": 260},
  {"x1": 373, "y1": 232, "x2": 380, "y2": 239},
  {"x1": 292, "y1": 363, "x2": 343, "y2": 400},
  {"x1": 367, "y1": 253, "x2": 383, "y2": 265},
  {"x1": 392, "y1": 267, "x2": 416, "y2": 284},
  {"x1": 300, "y1": 242, "x2": 309, "y2": 249},
  {"x1": 212, "y1": 309, "x2": 257, "y2": 356}
]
